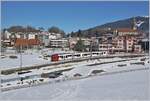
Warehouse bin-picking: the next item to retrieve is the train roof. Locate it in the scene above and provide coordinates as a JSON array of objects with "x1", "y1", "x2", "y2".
[{"x1": 51, "y1": 51, "x2": 108, "y2": 56}]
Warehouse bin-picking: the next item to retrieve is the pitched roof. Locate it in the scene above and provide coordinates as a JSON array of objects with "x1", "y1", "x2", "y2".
[
  {"x1": 117, "y1": 28, "x2": 138, "y2": 32},
  {"x1": 15, "y1": 38, "x2": 40, "y2": 46},
  {"x1": 15, "y1": 38, "x2": 28, "y2": 46},
  {"x1": 28, "y1": 39, "x2": 40, "y2": 45}
]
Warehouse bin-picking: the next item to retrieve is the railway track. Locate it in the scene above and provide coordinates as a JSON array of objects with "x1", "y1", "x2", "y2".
[{"x1": 1, "y1": 53, "x2": 146, "y2": 75}]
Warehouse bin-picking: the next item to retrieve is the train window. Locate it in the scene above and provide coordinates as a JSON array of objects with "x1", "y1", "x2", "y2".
[
  {"x1": 83, "y1": 54, "x2": 88, "y2": 56},
  {"x1": 75, "y1": 54, "x2": 80, "y2": 57},
  {"x1": 68, "y1": 55, "x2": 72, "y2": 57},
  {"x1": 84, "y1": 53, "x2": 90, "y2": 56},
  {"x1": 60, "y1": 56, "x2": 63, "y2": 58}
]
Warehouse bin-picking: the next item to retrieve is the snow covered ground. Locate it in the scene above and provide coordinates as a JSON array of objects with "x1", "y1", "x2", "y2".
[
  {"x1": 61, "y1": 57, "x2": 148, "y2": 77},
  {"x1": 0, "y1": 52, "x2": 50, "y2": 69},
  {"x1": 1, "y1": 49, "x2": 149, "y2": 100},
  {"x1": 0, "y1": 49, "x2": 72, "y2": 69},
  {"x1": 0, "y1": 48, "x2": 147, "y2": 70},
  {"x1": 0, "y1": 57, "x2": 133, "y2": 82},
  {"x1": 1, "y1": 68, "x2": 149, "y2": 100}
]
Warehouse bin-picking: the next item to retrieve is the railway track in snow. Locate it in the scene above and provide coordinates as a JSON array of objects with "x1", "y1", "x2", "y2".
[{"x1": 1, "y1": 53, "x2": 146, "y2": 75}]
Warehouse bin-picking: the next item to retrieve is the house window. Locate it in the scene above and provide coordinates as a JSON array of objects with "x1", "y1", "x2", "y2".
[
  {"x1": 119, "y1": 43, "x2": 122, "y2": 45},
  {"x1": 128, "y1": 43, "x2": 131, "y2": 45},
  {"x1": 45, "y1": 36, "x2": 49, "y2": 39},
  {"x1": 129, "y1": 46, "x2": 132, "y2": 48},
  {"x1": 128, "y1": 39, "x2": 131, "y2": 42}
]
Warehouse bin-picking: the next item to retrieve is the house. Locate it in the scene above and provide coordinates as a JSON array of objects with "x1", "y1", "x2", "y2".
[
  {"x1": 28, "y1": 33, "x2": 37, "y2": 39},
  {"x1": 68, "y1": 37, "x2": 78, "y2": 49},
  {"x1": 99, "y1": 43, "x2": 112, "y2": 51},
  {"x1": 137, "y1": 38, "x2": 149, "y2": 52},
  {"x1": 48, "y1": 33, "x2": 62, "y2": 39},
  {"x1": 111, "y1": 28, "x2": 142, "y2": 53},
  {"x1": 68, "y1": 37, "x2": 91, "y2": 49},
  {"x1": 14, "y1": 38, "x2": 41, "y2": 49},
  {"x1": 116, "y1": 28, "x2": 139, "y2": 36},
  {"x1": 38, "y1": 32, "x2": 50, "y2": 47},
  {"x1": 4, "y1": 30, "x2": 11, "y2": 40},
  {"x1": 134, "y1": 45, "x2": 142, "y2": 53},
  {"x1": 49, "y1": 38, "x2": 69, "y2": 49}
]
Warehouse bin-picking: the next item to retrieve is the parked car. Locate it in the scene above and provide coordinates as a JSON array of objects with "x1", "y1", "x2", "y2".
[{"x1": 9, "y1": 55, "x2": 18, "y2": 59}]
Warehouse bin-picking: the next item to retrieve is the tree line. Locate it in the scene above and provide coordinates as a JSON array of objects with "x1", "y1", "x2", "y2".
[{"x1": 3, "y1": 25, "x2": 65, "y2": 37}]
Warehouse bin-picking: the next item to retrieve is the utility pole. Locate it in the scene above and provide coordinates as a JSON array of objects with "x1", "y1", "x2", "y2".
[
  {"x1": 0, "y1": 30, "x2": 1, "y2": 56},
  {"x1": 90, "y1": 40, "x2": 92, "y2": 60},
  {"x1": 20, "y1": 45, "x2": 22, "y2": 70},
  {"x1": 72, "y1": 48, "x2": 74, "y2": 60},
  {"x1": 20, "y1": 45, "x2": 23, "y2": 83},
  {"x1": 144, "y1": 40, "x2": 146, "y2": 53}
]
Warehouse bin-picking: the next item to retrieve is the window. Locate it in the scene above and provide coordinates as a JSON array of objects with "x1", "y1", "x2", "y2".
[
  {"x1": 45, "y1": 36, "x2": 49, "y2": 39},
  {"x1": 129, "y1": 46, "x2": 132, "y2": 48},
  {"x1": 119, "y1": 43, "x2": 122, "y2": 45}
]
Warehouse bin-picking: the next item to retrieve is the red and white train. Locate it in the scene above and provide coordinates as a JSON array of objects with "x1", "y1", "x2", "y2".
[{"x1": 51, "y1": 51, "x2": 108, "y2": 62}]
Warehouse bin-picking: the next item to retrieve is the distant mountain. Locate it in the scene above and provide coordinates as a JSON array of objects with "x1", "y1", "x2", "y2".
[
  {"x1": 71, "y1": 16, "x2": 149, "y2": 37},
  {"x1": 95, "y1": 16, "x2": 149, "y2": 32}
]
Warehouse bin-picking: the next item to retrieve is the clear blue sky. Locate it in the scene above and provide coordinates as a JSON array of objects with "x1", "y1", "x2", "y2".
[{"x1": 1, "y1": 1, "x2": 149, "y2": 33}]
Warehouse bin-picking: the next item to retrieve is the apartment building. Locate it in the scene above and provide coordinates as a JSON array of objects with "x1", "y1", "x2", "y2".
[
  {"x1": 49, "y1": 38, "x2": 69, "y2": 48},
  {"x1": 112, "y1": 28, "x2": 142, "y2": 53}
]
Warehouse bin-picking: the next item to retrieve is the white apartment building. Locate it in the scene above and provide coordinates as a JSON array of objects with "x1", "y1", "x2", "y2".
[
  {"x1": 99, "y1": 43, "x2": 112, "y2": 51},
  {"x1": 50, "y1": 38, "x2": 69, "y2": 48},
  {"x1": 48, "y1": 33, "x2": 62, "y2": 39}
]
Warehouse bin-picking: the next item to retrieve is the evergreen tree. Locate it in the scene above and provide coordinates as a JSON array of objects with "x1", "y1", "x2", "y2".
[
  {"x1": 74, "y1": 39, "x2": 86, "y2": 52},
  {"x1": 77, "y1": 29, "x2": 82, "y2": 37},
  {"x1": 48, "y1": 26, "x2": 65, "y2": 37}
]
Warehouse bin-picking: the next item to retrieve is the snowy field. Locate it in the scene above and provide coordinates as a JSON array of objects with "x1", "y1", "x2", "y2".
[
  {"x1": 0, "y1": 49, "x2": 70, "y2": 69},
  {"x1": 0, "y1": 57, "x2": 139, "y2": 81},
  {"x1": 0, "y1": 53, "x2": 50, "y2": 69},
  {"x1": 1, "y1": 49, "x2": 149, "y2": 100},
  {"x1": 1, "y1": 68, "x2": 149, "y2": 100}
]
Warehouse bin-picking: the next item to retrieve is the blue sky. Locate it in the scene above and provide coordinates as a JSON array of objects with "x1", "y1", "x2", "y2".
[{"x1": 1, "y1": 1, "x2": 149, "y2": 33}]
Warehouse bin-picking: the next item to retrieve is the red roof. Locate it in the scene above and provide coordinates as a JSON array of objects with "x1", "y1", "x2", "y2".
[
  {"x1": 117, "y1": 28, "x2": 138, "y2": 32},
  {"x1": 15, "y1": 38, "x2": 40, "y2": 46},
  {"x1": 28, "y1": 39, "x2": 40, "y2": 45},
  {"x1": 15, "y1": 38, "x2": 28, "y2": 46}
]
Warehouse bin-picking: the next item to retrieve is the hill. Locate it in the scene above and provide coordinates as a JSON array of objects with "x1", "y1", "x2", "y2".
[{"x1": 70, "y1": 16, "x2": 149, "y2": 37}]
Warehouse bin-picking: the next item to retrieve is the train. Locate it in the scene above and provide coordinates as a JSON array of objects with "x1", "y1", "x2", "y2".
[{"x1": 51, "y1": 51, "x2": 108, "y2": 62}]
